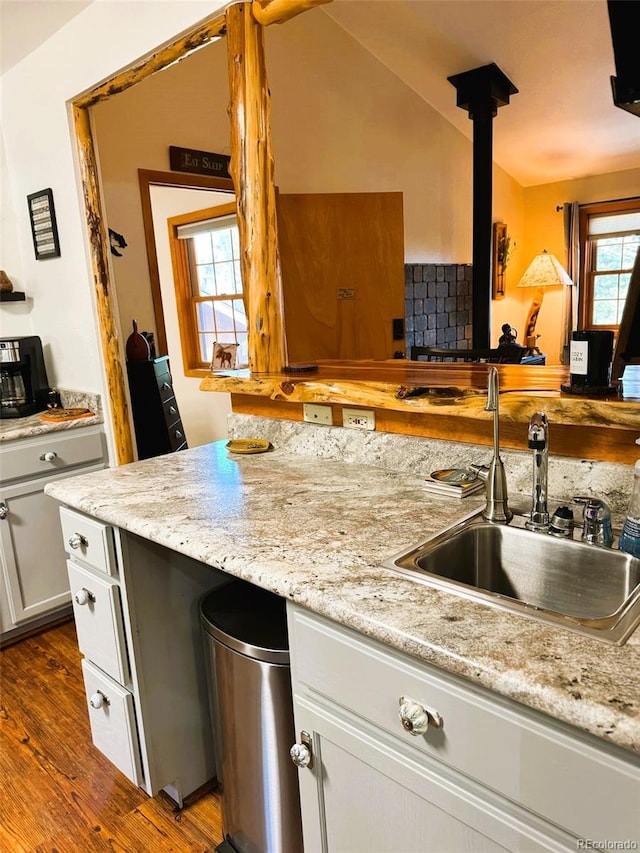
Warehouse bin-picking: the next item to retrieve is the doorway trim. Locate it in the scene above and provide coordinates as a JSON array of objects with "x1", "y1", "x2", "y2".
[
  {"x1": 71, "y1": 14, "x2": 228, "y2": 465},
  {"x1": 138, "y1": 169, "x2": 234, "y2": 358}
]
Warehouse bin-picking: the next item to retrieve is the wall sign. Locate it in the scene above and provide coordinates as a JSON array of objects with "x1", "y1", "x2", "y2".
[
  {"x1": 169, "y1": 146, "x2": 231, "y2": 179},
  {"x1": 27, "y1": 188, "x2": 61, "y2": 260}
]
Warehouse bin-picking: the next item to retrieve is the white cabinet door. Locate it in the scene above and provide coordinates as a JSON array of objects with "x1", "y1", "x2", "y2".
[
  {"x1": 81, "y1": 658, "x2": 143, "y2": 787},
  {"x1": 292, "y1": 696, "x2": 573, "y2": 853},
  {"x1": 68, "y1": 561, "x2": 130, "y2": 686},
  {"x1": 0, "y1": 469, "x2": 96, "y2": 625}
]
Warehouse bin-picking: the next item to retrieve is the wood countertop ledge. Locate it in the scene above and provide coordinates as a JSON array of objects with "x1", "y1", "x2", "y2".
[
  {"x1": 200, "y1": 361, "x2": 640, "y2": 431},
  {"x1": 45, "y1": 441, "x2": 640, "y2": 756}
]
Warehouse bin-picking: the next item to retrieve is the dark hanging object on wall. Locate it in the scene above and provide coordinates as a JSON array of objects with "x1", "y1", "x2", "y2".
[
  {"x1": 126, "y1": 319, "x2": 151, "y2": 362},
  {"x1": 607, "y1": 1, "x2": 640, "y2": 118},
  {"x1": 108, "y1": 228, "x2": 128, "y2": 256},
  {"x1": 448, "y1": 63, "x2": 518, "y2": 350}
]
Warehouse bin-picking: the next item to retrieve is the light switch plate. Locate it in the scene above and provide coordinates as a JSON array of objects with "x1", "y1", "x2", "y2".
[{"x1": 303, "y1": 403, "x2": 332, "y2": 425}]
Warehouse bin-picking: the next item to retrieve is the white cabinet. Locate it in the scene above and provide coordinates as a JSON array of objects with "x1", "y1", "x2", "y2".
[
  {"x1": 287, "y1": 604, "x2": 640, "y2": 852},
  {"x1": 0, "y1": 427, "x2": 105, "y2": 643},
  {"x1": 61, "y1": 509, "x2": 230, "y2": 804}
]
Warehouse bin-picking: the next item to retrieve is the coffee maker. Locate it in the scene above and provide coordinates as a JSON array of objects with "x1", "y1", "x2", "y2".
[{"x1": 0, "y1": 336, "x2": 50, "y2": 418}]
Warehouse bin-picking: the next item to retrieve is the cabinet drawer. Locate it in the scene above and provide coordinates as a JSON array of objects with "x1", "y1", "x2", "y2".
[
  {"x1": 0, "y1": 428, "x2": 104, "y2": 483},
  {"x1": 155, "y1": 372, "x2": 175, "y2": 404},
  {"x1": 289, "y1": 606, "x2": 640, "y2": 842},
  {"x1": 81, "y1": 659, "x2": 143, "y2": 787},
  {"x1": 162, "y1": 397, "x2": 180, "y2": 428},
  {"x1": 168, "y1": 421, "x2": 186, "y2": 451},
  {"x1": 60, "y1": 507, "x2": 116, "y2": 576},
  {"x1": 68, "y1": 561, "x2": 130, "y2": 685}
]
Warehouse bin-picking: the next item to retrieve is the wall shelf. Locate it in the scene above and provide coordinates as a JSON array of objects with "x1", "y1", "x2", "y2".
[{"x1": 0, "y1": 291, "x2": 26, "y2": 302}]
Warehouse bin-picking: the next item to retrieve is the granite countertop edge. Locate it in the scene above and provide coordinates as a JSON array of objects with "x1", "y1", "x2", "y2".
[{"x1": 44, "y1": 441, "x2": 640, "y2": 757}]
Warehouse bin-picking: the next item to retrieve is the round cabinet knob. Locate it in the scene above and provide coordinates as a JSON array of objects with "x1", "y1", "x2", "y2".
[
  {"x1": 398, "y1": 696, "x2": 443, "y2": 736},
  {"x1": 290, "y1": 742, "x2": 312, "y2": 768},
  {"x1": 39, "y1": 451, "x2": 57, "y2": 462},
  {"x1": 0, "y1": 503, "x2": 8, "y2": 520},
  {"x1": 74, "y1": 588, "x2": 94, "y2": 606},
  {"x1": 68, "y1": 533, "x2": 87, "y2": 550},
  {"x1": 90, "y1": 691, "x2": 109, "y2": 709}
]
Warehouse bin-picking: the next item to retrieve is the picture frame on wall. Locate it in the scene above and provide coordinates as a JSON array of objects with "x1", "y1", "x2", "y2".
[
  {"x1": 27, "y1": 188, "x2": 61, "y2": 260},
  {"x1": 492, "y1": 221, "x2": 508, "y2": 300}
]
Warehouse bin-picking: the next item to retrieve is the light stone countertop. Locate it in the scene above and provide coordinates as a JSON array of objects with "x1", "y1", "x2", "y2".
[
  {"x1": 45, "y1": 437, "x2": 640, "y2": 757},
  {"x1": 0, "y1": 391, "x2": 103, "y2": 442}
]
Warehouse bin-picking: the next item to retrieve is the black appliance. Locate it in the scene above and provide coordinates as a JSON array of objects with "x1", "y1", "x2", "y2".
[{"x1": 0, "y1": 336, "x2": 50, "y2": 418}]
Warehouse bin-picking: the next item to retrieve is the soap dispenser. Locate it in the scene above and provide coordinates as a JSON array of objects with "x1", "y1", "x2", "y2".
[{"x1": 619, "y1": 459, "x2": 640, "y2": 558}]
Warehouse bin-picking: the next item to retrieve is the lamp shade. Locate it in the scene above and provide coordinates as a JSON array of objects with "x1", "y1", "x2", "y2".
[{"x1": 517, "y1": 250, "x2": 574, "y2": 288}]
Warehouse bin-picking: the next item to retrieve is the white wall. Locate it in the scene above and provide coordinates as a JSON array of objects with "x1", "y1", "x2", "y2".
[
  {"x1": 0, "y1": 0, "x2": 228, "y2": 460},
  {"x1": 150, "y1": 185, "x2": 232, "y2": 446}
]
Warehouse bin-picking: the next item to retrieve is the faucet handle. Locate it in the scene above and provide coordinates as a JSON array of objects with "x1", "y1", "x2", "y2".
[{"x1": 572, "y1": 496, "x2": 613, "y2": 547}]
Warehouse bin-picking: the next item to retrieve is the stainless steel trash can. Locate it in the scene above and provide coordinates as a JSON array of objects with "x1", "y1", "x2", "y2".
[{"x1": 200, "y1": 579, "x2": 303, "y2": 853}]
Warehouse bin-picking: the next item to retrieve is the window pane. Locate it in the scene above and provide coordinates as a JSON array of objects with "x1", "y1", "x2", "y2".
[
  {"x1": 593, "y1": 274, "x2": 619, "y2": 300},
  {"x1": 199, "y1": 332, "x2": 215, "y2": 363},
  {"x1": 233, "y1": 298, "x2": 247, "y2": 333},
  {"x1": 196, "y1": 301, "x2": 214, "y2": 333},
  {"x1": 214, "y1": 300, "x2": 235, "y2": 333},
  {"x1": 595, "y1": 239, "x2": 622, "y2": 271},
  {"x1": 592, "y1": 300, "x2": 617, "y2": 325},
  {"x1": 212, "y1": 229, "x2": 233, "y2": 262},
  {"x1": 233, "y1": 261, "x2": 243, "y2": 294},
  {"x1": 619, "y1": 273, "x2": 631, "y2": 300},
  {"x1": 193, "y1": 233, "x2": 213, "y2": 265},
  {"x1": 622, "y1": 236, "x2": 640, "y2": 267},
  {"x1": 237, "y1": 333, "x2": 249, "y2": 367},
  {"x1": 196, "y1": 264, "x2": 215, "y2": 296},
  {"x1": 215, "y1": 261, "x2": 236, "y2": 294},
  {"x1": 232, "y1": 228, "x2": 240, "y2": 258}
]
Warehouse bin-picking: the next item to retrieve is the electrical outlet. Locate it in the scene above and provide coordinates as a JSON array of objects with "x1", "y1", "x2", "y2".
[
  {"x1": 342, "y1": 408, "x2": 375, "y2": 431},
  {"x1": 303, "y1": 403, "x2": 332, "y2": 425}
]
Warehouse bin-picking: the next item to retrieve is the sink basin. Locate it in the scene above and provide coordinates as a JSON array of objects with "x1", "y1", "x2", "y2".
[{"x1": 383, "y1": 512, "x2": 640, "y2": 644}]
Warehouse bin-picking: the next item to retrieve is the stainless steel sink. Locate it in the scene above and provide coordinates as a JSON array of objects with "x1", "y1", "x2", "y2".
[{"x1": 382, "y1": 512, "x2": 640, "y2": 644}]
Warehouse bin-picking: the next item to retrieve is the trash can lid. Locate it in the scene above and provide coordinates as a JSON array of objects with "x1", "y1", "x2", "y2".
[{"x1": 200, "y1": 579, "x2": 290, "y2": 664}]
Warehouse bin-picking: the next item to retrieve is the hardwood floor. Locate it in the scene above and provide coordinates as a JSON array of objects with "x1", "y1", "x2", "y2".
[{"x1": 0, "y1": 620, "x2": 223, "y2": 852}]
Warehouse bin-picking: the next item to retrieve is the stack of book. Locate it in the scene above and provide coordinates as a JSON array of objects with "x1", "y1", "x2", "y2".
[{"x1": 423, "y1": 468, "x2": 485, "y2": 499}]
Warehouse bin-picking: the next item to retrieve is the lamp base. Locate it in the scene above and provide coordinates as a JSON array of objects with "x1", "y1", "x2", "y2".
[{"x1": 523, "y1": 334, "x2": 542, "y2": 357}]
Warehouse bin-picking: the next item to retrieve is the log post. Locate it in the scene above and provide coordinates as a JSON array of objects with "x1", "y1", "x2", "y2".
[
  {"x1": 226, "y1": 3, "x2": 286, "y2": 373},
  {"x1": 73, "y1": 105, "x2": 135, "y2": 465},
  {"x1": 251, "y1": 0, "x2": 332, "y2": 26}
]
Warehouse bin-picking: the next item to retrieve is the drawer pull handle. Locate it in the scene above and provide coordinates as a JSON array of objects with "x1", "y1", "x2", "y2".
[
  {"x1": 90, "y1": 690, "x2": 110, "y2": 709},
  {"x1": 39, "y1": 451, "x2": 58, "y2": 462},
  {"x1": 290, "y1": 731, "x2": 314, "y2": 769},
  {"x1": 162, "y1": 382, "x2": 172, "y2": 391},
  {"x1": 68, "y1": 533, "x2": 88, "y2": 550},
  {"x1": 399, "y1": 696, "x2": 443, "y2": 735},
  {"x1": 0, "y1": 503, "x2": 8, "y2": 520},
  {"x1": 169, "y1": 406, "x2": 177, "y2": 415},
  {"x1": 74, "y1": 588, "x2": 95, "y2": 606},
  {"x1": 174, "y1": 430, "x2": 183, "y2": 439}
]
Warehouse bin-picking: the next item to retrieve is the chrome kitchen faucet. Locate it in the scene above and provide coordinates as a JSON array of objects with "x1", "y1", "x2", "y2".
[{"x1": 471, "y1": 367, "x2": 512, "y2": 524}]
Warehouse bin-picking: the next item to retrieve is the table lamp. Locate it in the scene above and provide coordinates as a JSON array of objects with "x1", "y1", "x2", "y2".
[{"x1": 517, "y1": 250, "x2": 574, "y2": 355}]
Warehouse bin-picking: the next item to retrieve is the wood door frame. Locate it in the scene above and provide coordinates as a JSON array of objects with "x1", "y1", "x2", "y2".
[
  {"x1": 71, "y1": 14, "x2": 228, "y2": 465},
  {"x1": 138, "y1": 169, "x2": 234, "y2": 358}
]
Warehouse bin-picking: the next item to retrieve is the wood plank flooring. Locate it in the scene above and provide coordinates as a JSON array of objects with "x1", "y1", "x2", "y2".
[{"x1": 0, "y1": 620, "x2": 223, "y2": 852}]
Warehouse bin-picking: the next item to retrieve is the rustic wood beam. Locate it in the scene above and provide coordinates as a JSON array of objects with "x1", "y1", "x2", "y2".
[
  {"x1": 72, "y1": 105, "x2": 135, "y2": 465},
  {"x1": 75, "y1": 14, "x2": 227, "y2": 108},
  {"x1": 251, "y1": 0, "x2": 332, "y2": 26},
  {"x1": 226, "y1": 3, "x2": 286, "y2": 373}
]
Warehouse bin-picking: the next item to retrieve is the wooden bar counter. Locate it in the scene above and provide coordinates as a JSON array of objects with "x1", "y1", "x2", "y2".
[{"x1": 200, "y1": 360, "x2": 640, "y2": 464}]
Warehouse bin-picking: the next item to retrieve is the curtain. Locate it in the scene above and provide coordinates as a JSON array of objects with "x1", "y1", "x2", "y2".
[{"x1": 560, "y1": 201, "x2": 580, "y2": 364}]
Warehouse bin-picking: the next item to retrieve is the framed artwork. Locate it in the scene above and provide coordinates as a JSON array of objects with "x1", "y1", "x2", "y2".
[
  {"x1": 211, "y1": 342, "x2": 239, "y2": 371},
  {"x1": 27, "y1": 188, "x2": 61, "y2": 260},
  {"x1": 492, "y1": 222, "x2": 509, "y2": 300}
]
